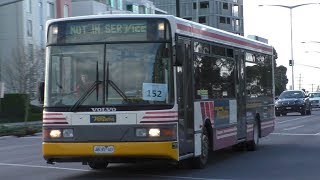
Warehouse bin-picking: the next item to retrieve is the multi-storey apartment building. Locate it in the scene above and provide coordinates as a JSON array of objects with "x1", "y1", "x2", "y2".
[
  {"x1": 72, "y1": 0, "x2": 165, "y2": 16},
  {"x1": 150, "y1": 0, "x2": 244, "y2": 35},
  {"x1": 0, "y1": 0, "x2": 71, "y2": 94}
]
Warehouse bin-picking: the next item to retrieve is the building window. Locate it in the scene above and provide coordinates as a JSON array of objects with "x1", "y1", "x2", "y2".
[
  {"x1": 199, "y1": 16, "x2": 206, "y2": 23},
  {"x1": 47, "y1": 2, "x2": 55, "y2": 18},
  {"x1": 133, "y1": 5, "x2": 139, "y2": 13},
  {"x1": 233, "y1": 5, "x2": 239, "y2": 17},
  {"x1": 223, "y1": 3, "x2": 228, "y2": 10},
  {"x1": 28, "y1": 44, "x2": 34, "y2": 61},
  {"x1": 227, "y1": 17, "x2": 231, "y2": 24},
  {"x1": 127, "y1": 4, "x2": 133, "y2": 12},
  {"x1": 63, "y1": 4, "x2": 69, "y2": 18},
  {"x1": 200, "y1": 1, "x2": 209, "y2": 9},
  {"x1": 193, "y1": 2, "x2": 197, "y2": 9},
  {"x1": 235, "y1": 19, "x2": 240, "y2": 31},
  {"x1": 219, "y1": 17, "x2": 226, "y2": 24},
  {"x1": 118, "y1": 0, "x2": 123, "y2": 10},
  {"x1": 26, "y1": 0, "x2": 32, "y2": 13},
  {"x1": 139, "y1": 5, "x2": 146, "y2": 14},
  {"x1": 27, "y1": 20, "x2": 32, "y2": 37},
  {"x1": 183, "y1": 17, "x2": 192, "y2": 21}
]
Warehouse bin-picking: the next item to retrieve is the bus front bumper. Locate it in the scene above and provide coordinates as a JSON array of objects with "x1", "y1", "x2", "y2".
[{"x1": 43, "y1": 141, "x2": 179, "y2": 163}]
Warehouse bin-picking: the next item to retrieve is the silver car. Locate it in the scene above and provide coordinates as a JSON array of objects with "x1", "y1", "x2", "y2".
[{"x1": 309, "y1": 92, "x2": 320, "y2": 109}]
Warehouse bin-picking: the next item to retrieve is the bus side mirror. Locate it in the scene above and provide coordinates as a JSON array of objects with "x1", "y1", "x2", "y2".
[
  {"x1": 174, "y1": 44, "x2": 184, "y2": 66},
  {"x1": 38, "y1": 82, "x2": 44, "y2": 104}
]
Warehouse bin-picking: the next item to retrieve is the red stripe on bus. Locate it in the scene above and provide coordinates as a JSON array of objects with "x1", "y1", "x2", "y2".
[
  {"x1": 209, "y1": 102, "x2": 214, "y2": 123},
  {"x1": 200, "y1": 102, "x2": 206, "y2": 120},
  {"x1": 43, "y1": 113, "x2": 63, "y2": 116},
  {"x1": 205, "y1": 102, "x2": 210, "y2": 119},
  {"x1": 140, "y1": 120, "x2": 178, "y2": 123},
  {"x1": 43, "y1": 118, "x2": 66, "y2": 120},
  {"x1": 177, "y1": 23, "x2": 272, "y2": 52},
  {"x1": 145, "y1": 111, "x2": 177, "y2": 114},
  {"x1": 142, "y1": 116, "x2": 178, "y2": 119}
]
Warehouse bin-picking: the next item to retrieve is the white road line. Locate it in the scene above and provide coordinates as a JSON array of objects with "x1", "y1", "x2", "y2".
[
  {"x1": 21, "y1": 136, "x2": 42, "y2": 139},
  {"x1": 0, "y1": 162, "x2": 90, "y2": 172},
  {"x1": 137, "y1": 174, "x2": 230, "y2": 180},
  {"x1": 0, "y1": 144, "x2": 39, "y2": 151},
  {"x1": 271, "y1": 132, "x2": 320, "y2": 136},
  {"x1": 276, "y1": 116, "x2": 313, "y2": 124},
  {"x1": 283, "y1": 125, "x2": 304, "y2": 131},
  {"x1": 0, "y1": 162, "x2": 230, "y2": 180}
]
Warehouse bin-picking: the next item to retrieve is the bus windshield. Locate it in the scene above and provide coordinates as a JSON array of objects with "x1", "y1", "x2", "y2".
[{"x1": 46, "y1": 42, "x2": 173, "y2": 107}]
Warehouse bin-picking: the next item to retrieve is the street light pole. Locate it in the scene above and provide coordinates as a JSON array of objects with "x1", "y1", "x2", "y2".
[
  {"x1": 259, "y1": 3, "x2": 320, "y2": 90},
  {"x1": 289, "y1": 8, "x2": 294, "y2": 90}
]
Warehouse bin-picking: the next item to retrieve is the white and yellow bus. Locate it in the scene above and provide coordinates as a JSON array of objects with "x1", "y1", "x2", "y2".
[{"x1": 42, "y1": 14, "x2": 275, "y2": 169}]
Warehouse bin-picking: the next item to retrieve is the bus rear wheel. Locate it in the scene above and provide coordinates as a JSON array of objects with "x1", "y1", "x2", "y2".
[
  {"x1": 192, "y1": 128, "x2": 209, "y2": 169},
  {"x1": 88, "y1": 161, "x2": 109, "y2": 169}
]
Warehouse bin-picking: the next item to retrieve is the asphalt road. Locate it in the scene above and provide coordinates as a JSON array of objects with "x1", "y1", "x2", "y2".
[{"x1": 1, "y1": 110, "x2": 320, "y2": 180}]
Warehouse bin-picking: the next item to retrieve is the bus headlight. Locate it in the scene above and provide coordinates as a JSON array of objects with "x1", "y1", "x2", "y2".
[
  {"x1": 149, "y1": 128, "x2": 160, "y2": 137},
  {"x1": 136, "y1": 128, "x2": 147, "y2": 137},
  {"x1": 62, "y1": 129, "x2": 74, "y2": 138},
  {"x1": 49, "y1": 129, "x2": 61, "y2": 138}
]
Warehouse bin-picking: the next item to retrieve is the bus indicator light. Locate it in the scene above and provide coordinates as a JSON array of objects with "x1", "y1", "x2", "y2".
[
  {"x1": 136, "y1": 128, "x2": 147, "y2": 137},
  {"x1": 63, "y1": 129, "x2": 74, "y2": 138}
]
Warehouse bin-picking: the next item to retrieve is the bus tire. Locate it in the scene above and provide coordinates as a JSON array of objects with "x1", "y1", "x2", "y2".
[
  {"x1": 192, "y1": 128, "x2": 209, "y2": 169},
  {"x1": 88, "y1": 161, "x2": 109, "y2": 169},
  {"x1": 247, "y1": 121, "x2": 260, "y2": 151}
]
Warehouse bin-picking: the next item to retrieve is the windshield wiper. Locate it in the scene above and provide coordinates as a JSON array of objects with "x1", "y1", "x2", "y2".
[
  {"x1": 107, "y1": 80, "x2": 128, "y2": 101},
  {"x1": 69, "y1": 80, "x2": 102, "y2": 112},
  {"x1": 105, "y1": 62, "x2": 128, "y2": 102}
]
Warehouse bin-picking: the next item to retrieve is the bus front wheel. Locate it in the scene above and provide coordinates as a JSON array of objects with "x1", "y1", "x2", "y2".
[
  {"x1": 192, "y1": 128, "x2": 209, "y2": 169},
  {"x1": 88, "y1": 161, "x2": 109, "y2": 169}
]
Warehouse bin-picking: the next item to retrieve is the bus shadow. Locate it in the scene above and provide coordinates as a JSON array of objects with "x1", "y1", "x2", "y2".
[{"x1": 61, "y1": 148, "x2": 248, "y2": 179}]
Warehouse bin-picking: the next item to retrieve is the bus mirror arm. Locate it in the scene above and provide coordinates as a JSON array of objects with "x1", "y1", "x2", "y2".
[{"x1": 174, "y1": 44, "x2": 184, "y2": 66}]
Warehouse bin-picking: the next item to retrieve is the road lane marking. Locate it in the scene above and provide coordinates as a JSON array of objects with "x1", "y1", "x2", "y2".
[
  {"x1": 276, "y1": 116, "x2": 314, "y2": 124},
  {"x1": 0, "y1": 144, "x2": 39, "y2": 151},
  {"x1": 283, "y1": 125, "x2": 304, "y2": 131},
  {"x1": 271, "y1": 132, "x2": 320, "y2": 136},
  {"x1": 0, "y1": 162, "x2": 90, "y2": 172},
  {"x1": 137, "y1": 174, "x2": 230, "y2": 180},
  {"x1": 0, "y1": 162, "x2": 229, "y2": 180}
]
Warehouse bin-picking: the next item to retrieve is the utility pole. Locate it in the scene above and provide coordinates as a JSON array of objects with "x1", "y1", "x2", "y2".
[
  {"x1": 176, "y1": 0, "x2": 180, "y2": 17},
  {"x1": 311, "y1": 84, "x2": 314, "y2": 92}
]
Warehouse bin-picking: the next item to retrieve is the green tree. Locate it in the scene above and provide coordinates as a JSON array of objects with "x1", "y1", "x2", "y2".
[{"x1": 274, "y1": 65, "x2": 288, "y2": 95}]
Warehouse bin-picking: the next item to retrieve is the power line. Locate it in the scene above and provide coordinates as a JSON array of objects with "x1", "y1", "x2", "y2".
[
  {"x1": 295, "y1": 63, "x2": 320, "y2": 69},
  {"x1": 0, "y1": 0, "x2": 24, "y2": 7}
]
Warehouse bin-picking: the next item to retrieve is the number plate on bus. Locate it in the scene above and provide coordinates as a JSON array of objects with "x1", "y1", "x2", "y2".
[{"x1": 93, "y1": 146, "x2": 114, "y2": 154}]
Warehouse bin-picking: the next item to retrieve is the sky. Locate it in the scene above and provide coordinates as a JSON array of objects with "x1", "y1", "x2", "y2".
[{"x1": 243, "y1": 0, "x2": 320, "y2": 92}]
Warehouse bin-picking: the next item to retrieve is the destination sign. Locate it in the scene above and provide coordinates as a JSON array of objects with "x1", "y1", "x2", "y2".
[
  {"x1": 67, "y1": 23, "x2": 147, "y2": 36},
  {"x1": 48, "y1": 19, "x2": 170, "y2": 43}
]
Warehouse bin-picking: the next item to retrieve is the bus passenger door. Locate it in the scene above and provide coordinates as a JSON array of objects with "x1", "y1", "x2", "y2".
[
  {"x1": 235, "y1": 51, "x2": 247, "y2": 139},
  {"x1": 176, "y1": 37, "x2": 194, "y2": 156}
]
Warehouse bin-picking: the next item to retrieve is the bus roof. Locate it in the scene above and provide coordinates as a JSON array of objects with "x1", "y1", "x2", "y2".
[{"x1": 46, "y1": 14, "x2": 273, "y2": 55}]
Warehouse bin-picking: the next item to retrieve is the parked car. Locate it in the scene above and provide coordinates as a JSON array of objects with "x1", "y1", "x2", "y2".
[
  {"x1": 275, "y1": 90, "x2": 311, "y2": 116},
  {"x1": 308, "y1": 92, "x2": 320, "y2": 109}
]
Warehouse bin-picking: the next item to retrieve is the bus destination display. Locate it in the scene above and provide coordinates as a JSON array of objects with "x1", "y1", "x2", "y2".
[{"x1": 65, "y1": 21, "x2": 147, "y2": 42}]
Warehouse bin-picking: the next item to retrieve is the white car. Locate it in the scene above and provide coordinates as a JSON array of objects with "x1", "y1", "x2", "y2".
[{"x1": 309, "y1": 92, "x2": 320, "y2": 109}]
